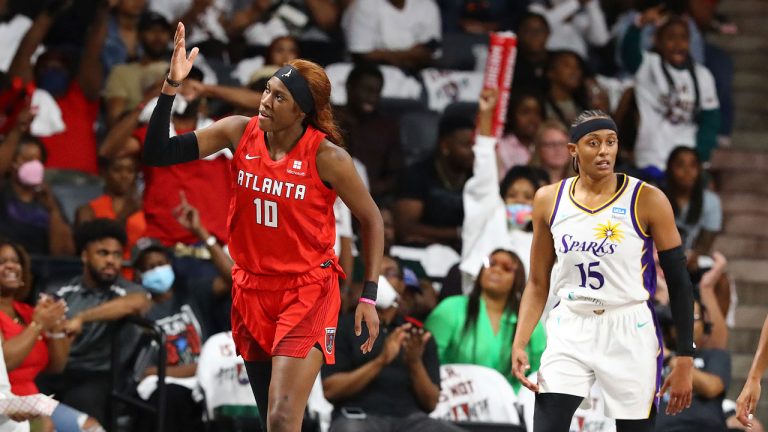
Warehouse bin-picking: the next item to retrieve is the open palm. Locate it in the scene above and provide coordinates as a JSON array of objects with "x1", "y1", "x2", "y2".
[{"x1": 169, "y1": 22, "x2": 199, "y2": 82}]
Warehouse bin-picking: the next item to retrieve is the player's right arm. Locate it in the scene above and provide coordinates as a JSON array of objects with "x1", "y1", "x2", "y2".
[
  {"x1": 144, "y1": 22, "x2": 249, "y2": 166},
  {"x1": 736, "y1": 315, "x2": 768, "y2": 427},
  {"x1": 511, "y1": 183, "x2": 558, "y2": 392}
]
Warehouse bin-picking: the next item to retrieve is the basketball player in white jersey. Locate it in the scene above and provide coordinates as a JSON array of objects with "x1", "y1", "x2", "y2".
[{"x1": 512, "y1": 110, "x2": 696, "y2": 431}]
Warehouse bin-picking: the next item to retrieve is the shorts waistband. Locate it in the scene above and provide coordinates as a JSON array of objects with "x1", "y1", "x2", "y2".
[{"x1": 559, "y1": 301, "x2": 649, "y2": 317}]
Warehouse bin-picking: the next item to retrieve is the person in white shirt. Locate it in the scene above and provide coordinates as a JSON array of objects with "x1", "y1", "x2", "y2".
[
  {"x1": 621, "y1": 13, "x2": 720, "y2": 178},
  {"x1": 528, "y1": 0, "x2": 610, "y2": 59},
  {"x1": 342, "y1": 0, "x2": 441, "y2": 72}
]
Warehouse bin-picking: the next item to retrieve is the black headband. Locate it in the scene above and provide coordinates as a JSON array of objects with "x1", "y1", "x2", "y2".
[
  {"x1": 273, "y1": 65, "x2": 315, "y2": 115},
  {"x1": 569, "y1": 117, "x2": 618, "y2": 143}
]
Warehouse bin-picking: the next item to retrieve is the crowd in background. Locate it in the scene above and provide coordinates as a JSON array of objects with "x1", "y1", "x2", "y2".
[{"x1": 0, "y1": 0, "x2": 753, "y2": 431}]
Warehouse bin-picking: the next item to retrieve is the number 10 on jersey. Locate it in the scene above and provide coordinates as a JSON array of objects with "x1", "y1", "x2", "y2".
[
  {"x1": 575, "y1": 261, "x2": 604, "y2": 289},
  {"x1": 253, "y1": 198, "x2": 278, "y2": 228}
]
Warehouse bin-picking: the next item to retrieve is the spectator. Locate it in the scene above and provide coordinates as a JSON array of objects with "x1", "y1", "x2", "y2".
[
  {"x1": 335, "y1": 63, "x2": 404, "y2": 204},
  {"x1": 7, "y1": 1, "x2": 109, "y2": 175},
  {"x1": 426, "y1": 249, "x2": 546, "y2": 392},
  {"x1": 512, "y1": 12, "x2": 550, "y2": 93},
  {"x1": 394, "y1": 114, "x2": 474, "y2": 250},
  {"x1": 149, "y1": 0, "x2": 231, "y2": 55},
  {"x1": 656, "y1": 294, "x2": 731, "y2": 432},
  {"x1": 0, "y1": 0, "x2": 32, "y2": 72},
  {"x1": 103, "y1": 0, "x2": 148, "y2": 75},
  {"x1": 529, "y1": 0, "x2": 610, "y2": 59},
  {"x1": 621, "y1": 13, "x2": 720, "y2": 176},
  {"x1": 497, "y1": 90, "x2": 545, "y2": 178},
  {"x1": 321, "y1": 280, "x2": 463, "y2": 432},
  {"x1": 0, "y1": 240, "x2": 103, "y2": 431},
  {"x1": 76, "y1": 156, "x2": 145, "y2": 278},
  {"x1": 380, "y1": 255, "x2": 436, "y2": 322},
  {"x1": 248, "y1": 35, "x2": 300, "y2": 84},
  {"x1": 103, "y1": 11, "x2": 172, "y2": 127},
  {"x1": 663, "y1": 146, "x2": 722, "y2": 267},
  {"x1": 131, "y1": 240, "x2": 205, "y2": 432},
  {"x1": 456, "y1": 0, "x2": 524, "y2": 33},
  {"x1": 37, "y1": 219, "x2": 151, "y2": 425},
  {"x1": 342, "y1": 0, "x2": 441, "y2": 72},
  {"x1": 544, "y1": 50, "x2": 588, "y2": 125},
  {"x1": 0, "y1": 134, "x2": 75, "y2": 256},
  {"x1": 529, "y1": 120, "x2": 573, "y2": 185}
]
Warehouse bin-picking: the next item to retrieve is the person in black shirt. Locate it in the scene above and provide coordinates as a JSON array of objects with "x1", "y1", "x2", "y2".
[
  {"x1": 394, "y1": 115, "x2": 474, "y2": 251},
  {"x1": 321, "y1": 279, "x2": 462, "y2": 432}
]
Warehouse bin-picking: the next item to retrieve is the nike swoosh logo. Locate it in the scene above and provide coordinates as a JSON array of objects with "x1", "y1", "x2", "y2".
[
  {"x1": 637, "y1": 321, "x2": 650, "y2": 328},
  {"x1": 245, "y1": 154, "x2": 260, "y2": 160}
]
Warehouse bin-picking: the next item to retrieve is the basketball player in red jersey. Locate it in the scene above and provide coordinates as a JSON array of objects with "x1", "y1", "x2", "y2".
[{"x1": 143, "y1": 23, "x2": 383, "y2": 432}]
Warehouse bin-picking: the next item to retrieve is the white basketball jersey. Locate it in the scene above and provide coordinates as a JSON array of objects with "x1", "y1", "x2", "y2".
[{"x1": 549, "y1": 174, "x2": 656, "y2": 311}]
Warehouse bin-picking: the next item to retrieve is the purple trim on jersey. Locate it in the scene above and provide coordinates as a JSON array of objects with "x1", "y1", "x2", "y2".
[
  {"x1": 567, "y1": 174, "x2": 629, "y2": 215},
  {"x1": 548, "y1": 179, "x2": 567, "y2": 226},
  {"x1": 641, "y1": 237, "x2": 657, "y2": 298},
  {"x1": 629, "y1": 180, "x2": 651, "y2": 239}
]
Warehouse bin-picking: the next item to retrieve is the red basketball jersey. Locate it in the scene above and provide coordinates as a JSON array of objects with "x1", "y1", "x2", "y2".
[{"x1": 228, "y1": 118, "x2": 342, "y2": 289}]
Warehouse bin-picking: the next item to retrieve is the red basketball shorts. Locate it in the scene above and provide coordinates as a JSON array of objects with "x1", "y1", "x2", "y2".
[{"x1": 231, "y1": 275, "x2": 341, "y2": 364}]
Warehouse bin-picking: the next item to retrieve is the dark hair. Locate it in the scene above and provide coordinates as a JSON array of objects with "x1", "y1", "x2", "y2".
[
  {"x1": 518, "y1": 11, "x2": 550, "y2": 33},
  {"x1": 346, "y1": 62, "x2": 384, "y2": 89},
  {"x1": 187, "y1": 66, "x2": 204, "y2": 83},
  {"x1": 14, "y1": 134, "x2": 48, "y2": 164},
  {"x1": 655, "y1": 15, "x2": 690, "y2": 43},
  {"x1": 500, "y1": 165, "x2": 548, "y2": 200},
  {"x1": 461, "y1": 249, "x2": 526, "y2": 361},
  {"x1": 74, "y1": 218, "x2": 127, "y2": 255},
  {"x1": 248, "y1": 76, "x2": 269, "y2": 93},
  {"x1": 570, "y1": 109, "x2": 611, "y2": 129},
  {"x1": 545, "y1": 50, "x2": 589, "y2": 114},
  {"x1": 438, "y1": 114, "x2": 475, "y2": 141},
  {"x1": 289, "y1": 59, "x2": 344, "y2": 145},
  {"x1": 0, "y1": 240, "x2": 32, "y2": 293},
  {"x1": 266, "y1": 36, "x2": 299, "y2": 65},
  {"x1": 664, "y1": 146, "x2": 704, "y2": 225},
  {"x1": 134, "y1": 245, "x2": 170, "y2": 272},
  {"x1": 504, "y1": 90, "x2": 545, "y2": 135}
]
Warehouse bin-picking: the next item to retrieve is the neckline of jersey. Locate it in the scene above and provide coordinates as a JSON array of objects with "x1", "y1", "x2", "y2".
[{"x1": 568, "y1": 173, "x2": 629, "y2": 214}]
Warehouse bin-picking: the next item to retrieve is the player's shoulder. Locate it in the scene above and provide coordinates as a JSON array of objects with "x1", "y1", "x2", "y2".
[
  {"x1": 317, "y1": 139, "x2": 351, "y2": 163},
  {"x1": 533, "y1": 179, "x2": 566, "y2": 207}
]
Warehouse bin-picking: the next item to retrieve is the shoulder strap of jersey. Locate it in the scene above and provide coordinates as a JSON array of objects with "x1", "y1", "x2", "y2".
[
  {"x1": 234, "y1": 116, "x2": 262, "y2": 159},
  {"x1": 628, "y1": 176, "x2": 651, "y2": 239},
  {"x1": 548, "y1": 178, "x2": 569, "y2": 227}
]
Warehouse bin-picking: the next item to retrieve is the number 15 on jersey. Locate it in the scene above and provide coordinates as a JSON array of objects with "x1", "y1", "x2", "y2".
[{"x1": 575, "y1": 261, "x2": 604, "y2": 290}]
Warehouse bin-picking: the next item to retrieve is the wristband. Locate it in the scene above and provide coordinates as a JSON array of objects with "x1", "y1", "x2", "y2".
[
  {"x1": 360, "y1": 280, "x2": 378, "y2": 301},
  {"x1": 166, "y1": 75, "x2": 182, "y2": 88},
  {"x1": 205, "y1": 235, "x2": 217, "y2": 248},
  {"x1": 359, "y1": 298, "x2": 376, "y2": 306}
]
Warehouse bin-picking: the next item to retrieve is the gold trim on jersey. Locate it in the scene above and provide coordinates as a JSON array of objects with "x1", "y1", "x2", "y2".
[{"x1": 568, "y1": 174, "x2": 629, "y2": 215}]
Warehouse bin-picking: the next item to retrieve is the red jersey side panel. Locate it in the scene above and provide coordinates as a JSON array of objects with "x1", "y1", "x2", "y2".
[{"x1": 228, "y1": 118, "x2": 341, "y2": 288}]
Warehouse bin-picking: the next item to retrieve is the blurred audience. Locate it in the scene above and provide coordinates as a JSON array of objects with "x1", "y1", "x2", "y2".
[
  {"x1": 513, "y1": 12, "x2": 550, "y2": 93},
  {"x1": 529, "y1": 0, "x2": 610, "y2": 59},
  {"x1": 544, "y1": 50, "x2": 588, "y2": 125},
  {"x1": 103, "y1": 0, "x2": 148, "y2": 74},
  {"x1": 342, "y1": 0, "x2": 441, "y2": 72},
  {"x1": 103, "y1": 10, "x2": 171, "y2": 127},
  {"x1": 322, "y1": 280, "x2": 462, "y2": 432},
  {"x1": 427, "y1": 249, "x2": 546, "y2": 392},
  {"x1": 336, "y1": 63, "x2": 404, "y2": 204},
  {"x1": 529, "y1": 120, "x2": 573, "y2": 185},
  {"x1": 497, "y1": 90, "x2": 545, "y2": 177},
  {"x1": 622, "y1": 12, "x2": 720, "y2": 177},
  {"x1": 0, "y1": 134, "x2": 74, "y2": 256}
]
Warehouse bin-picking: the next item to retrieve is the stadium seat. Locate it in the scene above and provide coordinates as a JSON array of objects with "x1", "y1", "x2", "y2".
[
  {"x1": 398, "y1": 110, "x2": 440, "y2": 167},
  {"x1": 430, "y1": 364, "x2": 523, "y2": 425}
]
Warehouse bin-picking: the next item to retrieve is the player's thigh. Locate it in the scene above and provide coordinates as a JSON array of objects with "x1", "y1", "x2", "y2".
[
  {"x1": 537, "y1": 309, "x2": 595, "y2": 398},
  {"x1": 595, "y1": 310, "x2": 660, "y2": 420},
  {"x1": 268, "y1": 348, "x2": 325, "y2": 418}
]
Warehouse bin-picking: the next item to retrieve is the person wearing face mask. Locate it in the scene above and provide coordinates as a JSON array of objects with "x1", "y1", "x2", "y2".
[
  {"x1": 130, "y1": 239, "x2": 206, "y2": 432},
  {"x1": 7, "y1": 0, "x2": 110, "y2": 175},
  {"x1": 459, "y1": 90, "x2": 549, "y2": 293},
  {"x1": 426, "y1": 250, "x2": 546, "y2": 391},
  {"x1": 0, "y1": 135, "x2": 74, "y2": 256}
]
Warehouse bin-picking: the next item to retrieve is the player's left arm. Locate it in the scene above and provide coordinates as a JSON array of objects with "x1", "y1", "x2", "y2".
[
  {"x1": 639, "y1": 184, "x2": 695, "y2": 414},
  {"x1": 317, "y1": 141, "x2": 384, "y2": 354}
]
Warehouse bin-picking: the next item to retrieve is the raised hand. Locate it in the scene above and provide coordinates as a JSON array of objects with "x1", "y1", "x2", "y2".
[
  {"x1": 173, "y1": 191, "x2": 205, "y2": 238},
  {"x1": 169, "y1": 22, "x2": 200, "y2": 83}
]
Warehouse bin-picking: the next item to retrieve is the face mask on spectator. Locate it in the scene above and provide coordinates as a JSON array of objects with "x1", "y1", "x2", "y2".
[
  {"x1": 376, "y1": 275, "x2": 398, "y2": 310},
  {"x1": 506, "y1": 203, "x2": 533, "y2": 230},
  {"x1": 37, "y1": 69, "x2": 70, "y2": 97},
  {"x1": 141, "y1": 264, "x2": 175, "y2": 293},
  {"x1": 16, "y1": 160, "x2": 44, "y2": 187}
]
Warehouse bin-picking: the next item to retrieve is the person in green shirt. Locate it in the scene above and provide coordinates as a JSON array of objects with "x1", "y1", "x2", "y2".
[{"x1": 425, "y1": 249, "x2": 546, "y2": 393}]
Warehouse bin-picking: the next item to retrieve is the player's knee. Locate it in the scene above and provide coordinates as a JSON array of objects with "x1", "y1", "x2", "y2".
[{"x1": 267, "y1": 402, "x2": 298, "y2": 432}]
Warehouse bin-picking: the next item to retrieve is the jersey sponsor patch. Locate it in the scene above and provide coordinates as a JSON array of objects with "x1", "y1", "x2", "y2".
[
  {"x1": 325, "y1": 327, "x2": 336, "y2": 354},
  {"x1": 612, "y1": 207, "x2": 626, "y2": 215}
]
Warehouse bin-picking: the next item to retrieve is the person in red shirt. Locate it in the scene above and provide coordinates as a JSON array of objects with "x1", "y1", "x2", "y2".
[
  {"x1": 144, "y1": 23, "x2": 384, "y2": 432},
  {"x1": 0, "y1": 240, "x2": 102, "y2": 431}
]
